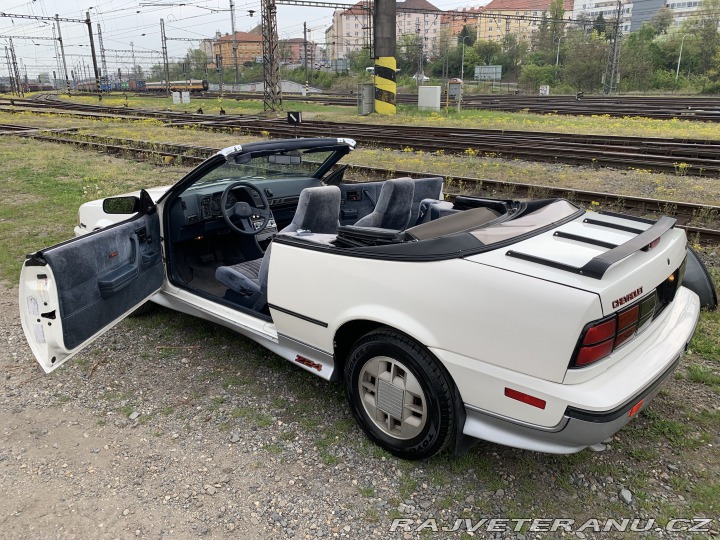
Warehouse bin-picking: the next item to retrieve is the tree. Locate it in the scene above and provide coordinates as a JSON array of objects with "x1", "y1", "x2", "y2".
[
  {"x1": 475, "y1": 40, "x2": 501, "y2": 65},
  {"x1": 347, "y1": 48, "x2": 373, "y2": 73},
  {"x1": 397, "y1": 33, "x2": 424, "y2": 75},
  {"x1": 620, "y1": 24, "x2": 661, "y2": 91},
  {"x1": 519, "y1": 64, "x2": 556, "y2": 91},
  {"x1": 686, "y1": 0, "x2": 720, "y2": 75},
  {"x1": 496, "y1": 34, "x2": 529, "y2": 79},
  {"x1": 549, "y1": 0, "x2": 566, "y2": 44},
  {"x1": 458, "y1": 25, "x2": 476, "y2": 47},
  {"x1": 531, "y1": 12, "x2": 554, "y2": 62},
  {"x1": 649, "y1": 7, "x2": 674, "y2": 35},
  {"x1": 562, "y1": 29, "x2": 609, "y2": 91},
  {"x1": 593, "y1": 13, "x2": 606, "y2": 35}
]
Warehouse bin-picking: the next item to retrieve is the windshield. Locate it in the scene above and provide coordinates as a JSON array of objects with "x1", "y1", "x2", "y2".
[{"x1": 193, "y1": 149, "x2": 337, "y2": 187}]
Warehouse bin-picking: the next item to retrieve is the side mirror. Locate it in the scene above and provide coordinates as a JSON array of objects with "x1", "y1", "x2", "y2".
[{"x1": 103, "y1": 196, "x2": 140, "y2": 214}]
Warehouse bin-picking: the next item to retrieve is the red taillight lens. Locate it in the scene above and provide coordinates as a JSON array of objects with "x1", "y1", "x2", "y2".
[
  {"x1": 617, "y1": 304, "x2": 639, "y2": 330},
  {"x1": 575, "y1": 339, "x2": 615, "y2": 366},
  {"x1": 571, "y1": 292, "x2": 657, "y2": 369},
  {"x1": 582, "y1": 318, "x2": 616, "y2": 345},
  {"x1": 614, "y1": 324, "x2": 638, "y2": 348}
]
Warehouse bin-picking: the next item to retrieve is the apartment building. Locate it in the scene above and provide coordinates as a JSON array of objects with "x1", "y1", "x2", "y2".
[{"x1": 478, "y1": 0, "x2": 574, "y2": 44}]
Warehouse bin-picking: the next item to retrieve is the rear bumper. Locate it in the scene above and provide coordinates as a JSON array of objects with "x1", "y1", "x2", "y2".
[
  {"x1": 462, "y1": 353, "x2": 681, "y2": 454},
  {"x1": 457, "y1": 287, "x2": 700, "y2": 454}
]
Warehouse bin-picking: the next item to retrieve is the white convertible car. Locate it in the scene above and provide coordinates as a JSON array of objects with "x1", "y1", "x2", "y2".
[{"x1": 20, "y1": 138, "x2": 711, "y2": 460}]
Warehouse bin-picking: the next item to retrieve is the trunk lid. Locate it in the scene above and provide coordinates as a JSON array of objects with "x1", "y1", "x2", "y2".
[{"x1": 465, "y1": 210, "x2": 688, "y2": 315}]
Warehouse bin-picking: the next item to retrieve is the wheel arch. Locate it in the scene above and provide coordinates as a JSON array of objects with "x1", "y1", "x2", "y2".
[
  {"x1": 332, "y1": 319, "x2": 385, "y2": 382},
  {"x1": 332, "y1": 319, "x2": 473, "y2": 455}
]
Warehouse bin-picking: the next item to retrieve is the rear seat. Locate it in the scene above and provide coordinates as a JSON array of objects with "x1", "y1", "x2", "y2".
[
  {"x1": 415, "y1": 199, "x2": 461, "y2": 225},
  {"x1": 410, "y1": 177, "x2": 443, "y2": 224}
]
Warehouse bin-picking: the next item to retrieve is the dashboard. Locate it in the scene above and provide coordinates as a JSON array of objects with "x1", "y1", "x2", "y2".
[{"x1": 169, "y1": 177, "x2": 324, "y2": 243}]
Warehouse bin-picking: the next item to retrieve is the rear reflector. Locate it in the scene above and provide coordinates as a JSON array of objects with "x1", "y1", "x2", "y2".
[
  {"x1": 628, "y1": 400, "x2": 644, "y2": 417},
  {"x1": 504, "y1": 387, "x2": 547, "y2": 409}
]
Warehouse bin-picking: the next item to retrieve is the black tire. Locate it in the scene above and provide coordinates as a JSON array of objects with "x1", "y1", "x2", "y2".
[
  {"x1": 344, "y1": 328, "x2": 457, "y2": 460},
  {"x1": 129, "y1": 301, "x2": 155, "y2": 317}
]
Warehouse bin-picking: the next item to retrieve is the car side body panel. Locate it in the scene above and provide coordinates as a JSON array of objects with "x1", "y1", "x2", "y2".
[{"x1": 266, "y1": 241, "x2": 602, "y2": 387}]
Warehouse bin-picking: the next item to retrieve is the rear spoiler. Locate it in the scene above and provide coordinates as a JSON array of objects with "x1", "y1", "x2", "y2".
[{"x1": 506, "y1": 215, "x2": 676, "y2": 280}]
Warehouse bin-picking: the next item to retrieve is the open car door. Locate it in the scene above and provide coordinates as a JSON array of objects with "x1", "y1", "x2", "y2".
[{"x1": 19, "y1": 193, "x2": 163, "y2": 373}]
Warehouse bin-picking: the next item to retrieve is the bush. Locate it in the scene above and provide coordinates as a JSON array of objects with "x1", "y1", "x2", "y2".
[{"x1": 518, "y1": 64, "x2": 556, "y2": 92}]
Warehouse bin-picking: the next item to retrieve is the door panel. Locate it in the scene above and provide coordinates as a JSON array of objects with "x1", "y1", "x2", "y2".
[
  {"x1": 338, "y1": 182, "x2": 383, "y2": 225},
  {"x1": 20, "y1": 212, "x2": 163, "y2": 373}
]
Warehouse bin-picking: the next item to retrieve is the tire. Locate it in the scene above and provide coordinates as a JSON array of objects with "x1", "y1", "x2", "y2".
[
  {"x1": 129, "y1": 301, "x2": 155, "y2": 317},
  {"x1": 344, "y1": 328, "x2": 457, "y2": 460}
]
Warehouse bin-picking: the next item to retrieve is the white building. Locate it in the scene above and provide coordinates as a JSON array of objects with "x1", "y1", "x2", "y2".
[
  {"x1": 326, "y1": 0, "x2": 442, "y2": 62},
  {"x1": 571, "y1": 0, "x2": 703, "y2": 33}
]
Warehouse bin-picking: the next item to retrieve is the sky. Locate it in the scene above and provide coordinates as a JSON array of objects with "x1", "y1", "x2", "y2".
[{"x1": 1, "y1": 0, "x2": 481, "y2": 79}]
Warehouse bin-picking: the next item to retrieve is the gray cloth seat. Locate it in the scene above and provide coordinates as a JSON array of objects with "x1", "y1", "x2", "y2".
[
  {"x1": 215, "y1": 185, "x2": 341, "y2": 309},
  {"x1": 354, "y1": 178, "x2": 415, "y2": 231}
]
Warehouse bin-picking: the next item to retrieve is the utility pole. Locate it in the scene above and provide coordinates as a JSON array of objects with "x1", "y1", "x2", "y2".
[
  {"x1": 303, "y1": 22, "x2": 308, "y2": 87},
  {"x1": 8, "y1": 38, "x2": 23, "y2": 97},
  {"x1": 85, "y1": 12, "x2": 101, "y2": 95},
  {"x1": 261, "y1": 0, "x2": 282, "y2": 110},
  {"x1": 130, "y1": 41, "x2": 137, "y2": 78},
  {"x1": 160, "y1": 19, "x2": 171, "y2": 96},
  {"x1": 229, "y1": 0, "x2": 239, "y2": 85},
  {"x1": 55, "y1": 15, "x2": 71, "y2": 95},
  {"x1": 603, "y1": 0, "x2": 622, "y2": 94},
  {"x1": 97, "y1": 23, "x2": 109, "y2": 92},
  {"x1": 5, "y1": 47, "x2": 16, "y2": 95}
]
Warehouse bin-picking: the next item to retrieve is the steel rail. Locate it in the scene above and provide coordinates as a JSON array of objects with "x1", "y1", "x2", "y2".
[
  {"x1": 12, "y1": 130, "x2": 719, "y2": 244},
  {"x1": 3, "y1": 96, "x2": 720, "y2": 176}
]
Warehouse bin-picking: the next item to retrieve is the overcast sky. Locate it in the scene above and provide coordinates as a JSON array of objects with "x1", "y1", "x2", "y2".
[{"x1": 2, "y1": 0, "x2": 480, "y2": 79}]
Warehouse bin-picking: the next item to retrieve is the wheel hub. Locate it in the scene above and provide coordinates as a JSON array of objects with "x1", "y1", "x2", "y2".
[{"x1": 359, "y1": 356, "x2": 427, "y2": 440}]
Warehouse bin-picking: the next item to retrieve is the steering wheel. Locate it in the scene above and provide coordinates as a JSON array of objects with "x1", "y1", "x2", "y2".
[{"x1": 220, "y1": 181, "x2": 272, "y2": 235}]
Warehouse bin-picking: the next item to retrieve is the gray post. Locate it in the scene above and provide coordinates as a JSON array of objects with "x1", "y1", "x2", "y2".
[
  {"x1": 55, "y1": 15, "x2": 71, "y2": 95},
  {"x1": 85, "y1": 12, "x2": 101, "y2": 95},
  {"x1": 160, "y1": 19, "x2": 171, "y2": 96},
  {"x1": 230, "y1": 0, "x2": 239, "y2": 85}
]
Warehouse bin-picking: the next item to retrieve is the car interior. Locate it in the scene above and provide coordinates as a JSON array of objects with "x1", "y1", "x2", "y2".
[{"x1": 162, "y1": 141, "x2": 518, "y2": 316}]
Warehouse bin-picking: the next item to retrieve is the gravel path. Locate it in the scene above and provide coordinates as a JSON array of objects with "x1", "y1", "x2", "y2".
[{"x1": 2, "y1": 282, "x2": 719, "y2": 540}]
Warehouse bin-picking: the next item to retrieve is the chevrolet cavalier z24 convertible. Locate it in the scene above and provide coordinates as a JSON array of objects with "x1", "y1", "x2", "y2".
[{"x1": 20, "y1": 138, "x2": 710, "y2": 460}]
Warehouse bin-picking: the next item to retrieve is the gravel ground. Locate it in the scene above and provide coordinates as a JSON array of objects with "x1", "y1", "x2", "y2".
[{"x1": 3, "y1": 280, "x2": 719, "y2": 540}]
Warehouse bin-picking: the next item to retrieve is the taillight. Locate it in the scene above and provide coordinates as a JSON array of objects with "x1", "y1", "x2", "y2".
[{"x1": 570, "y1": 292, "x2": 659, "y2": 369}]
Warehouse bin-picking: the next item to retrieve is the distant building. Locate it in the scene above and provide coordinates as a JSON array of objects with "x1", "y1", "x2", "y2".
[
  {"x1": 214, "y1": 31, "x2": 263, "y2": 67},
  {"x1": 328, "y1": 2, "x2": 372, "y2": 62},
  {"x1": 571, "y1": 0, "x2": 702, "y2": 32},
  {"x1": 440, "y1": 6, "x2": 485, "y2": 37},
  {"x1": 281, "y1": 37, "x2": 318, "y2": 65},
  {"x1": 397, "y1": 0, "x2": 443, "y2": 58},
  {"x1": 570, "y1": 0, "x2": 632, "y2": 32},
  {"x1": 478, "y1": 0, "x2": 574, "y2": 44},
  {"x1": 327, "y1": 0, "x2": 441, "y2": 62},
  {"x1": 664, "y1": 0, "x2": 703, "y2": 28}
]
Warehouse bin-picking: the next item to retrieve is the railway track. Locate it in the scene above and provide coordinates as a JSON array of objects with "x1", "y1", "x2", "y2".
[
  {"x1": 12, "y1": 130, "x2": 720, "y2": 244},
  {"x1": 4, "y1": 96, "x2": 720, "y2": 177},
  {"x1": 169, "y1": 117, "x2": 720, "y2": 177},
  {"x1": 211, "y1": 91, "x2": 720, "y2": 121}
]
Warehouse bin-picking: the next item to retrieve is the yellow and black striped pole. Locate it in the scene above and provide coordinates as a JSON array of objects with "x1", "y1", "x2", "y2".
[{"x1": 374, "y1": 57, "x2": 396, "y2": 115}]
